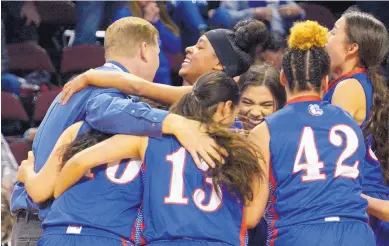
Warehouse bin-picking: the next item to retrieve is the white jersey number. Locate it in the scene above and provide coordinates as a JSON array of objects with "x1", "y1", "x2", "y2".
[
  {"x1": 294, "y1": 125, "x2": 360, "y2": 181},
  {"x1": 164, "y1": 147, "x2": 222, "y2": 212},
  {"x1": 105, "y1": 159, "x2": 142, "y2": 184}
]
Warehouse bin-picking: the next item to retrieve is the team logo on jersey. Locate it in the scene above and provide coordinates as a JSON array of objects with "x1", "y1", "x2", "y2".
[{"x1": 308, "y1": 104, "x2": 323, "y2": 116}]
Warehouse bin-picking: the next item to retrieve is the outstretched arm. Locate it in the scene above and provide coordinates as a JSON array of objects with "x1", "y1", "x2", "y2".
[
  {"x1": 362, "y1": 194, "x2": 389, "y2": 222},
  {"x1": 54, "y1": 134, "x2": 148, "y2": 198},
  {"x1": 16, "y1": 122, "x2": 83, "y2": 203},
  {"x1": 246, "y1": 122, "x2": 270, "y2": 229},
  {"x1": 59, "y1": 70, "x2": 192, "y2": 105}
]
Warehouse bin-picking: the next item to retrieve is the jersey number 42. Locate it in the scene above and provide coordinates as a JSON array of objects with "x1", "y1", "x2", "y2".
[{"x1": 293, "y1": 125, "x2": 360, "y2": 181}]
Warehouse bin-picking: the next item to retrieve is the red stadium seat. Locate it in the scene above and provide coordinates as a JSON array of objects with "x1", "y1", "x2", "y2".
[
  {"x1": 60, "y1": 45, "x2": 105, "y2": 74},
  {"x1": 32, "y1": 90, "x2": 61, "y2": 124},
  {"x1": 6, "y1": 43, "x2": 56, "y2": 73},
  {"x1": 1, "y1": 92, "x2": 29, "y2": 122},
  {"x1": 300, "y1": 3, "x2": 335, "y2": 29},
  {"x1": 7, "y1": 138, "x2": 33, "y2": 166},
  {"x1": 36, "y1": 1, "x2": 76, "y2": 26}
]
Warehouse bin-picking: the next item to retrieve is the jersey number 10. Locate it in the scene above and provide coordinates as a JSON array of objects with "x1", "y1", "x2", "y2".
[{"x1": 293, "y1": 125, "x2": 360, "y2": 181}]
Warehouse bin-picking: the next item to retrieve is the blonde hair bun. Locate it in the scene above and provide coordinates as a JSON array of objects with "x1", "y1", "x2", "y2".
[{"x1": 288, "y1": 21, "x2": 328, "y2": 50}]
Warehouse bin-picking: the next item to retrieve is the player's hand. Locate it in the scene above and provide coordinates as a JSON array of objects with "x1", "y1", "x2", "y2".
[
  {"x1": 166, "y1": 115, "x2": 228, "y2": 168},
  {"x1": 59, "y1": 71, "x2": 92, "y2": 105},
  {"x1": 17, "y1": 151, "x2": 35, "y2": 183}
]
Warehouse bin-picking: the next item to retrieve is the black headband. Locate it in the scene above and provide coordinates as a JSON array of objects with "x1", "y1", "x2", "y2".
[{"x1": 204, "y1": 29, "x2": 246, "y2": 77}]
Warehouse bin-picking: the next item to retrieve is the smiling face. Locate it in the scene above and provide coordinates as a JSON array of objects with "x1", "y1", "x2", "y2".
[
  {"x1": 239, "y1": 85, "x2": 276, "y2": 130},
  {"x1": 178, "y1": 35, "x2": 223, "y2": 85}
]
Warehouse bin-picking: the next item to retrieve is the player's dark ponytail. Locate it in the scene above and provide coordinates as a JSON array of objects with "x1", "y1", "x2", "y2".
[
  {"x1": 364, "y1": 68, "x2": 389, "y2": 184},
  {"x1": 205, "y1": 126, "x2": 264, "y2": 204},
  {"x1": 170, "y1": 71, "x2": 264, "y2": 204},
  {"x1": 343, "y1": 11, "x2": 389, "y2": 184}
]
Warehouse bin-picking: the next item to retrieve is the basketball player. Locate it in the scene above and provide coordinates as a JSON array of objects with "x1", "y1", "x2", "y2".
[
  {"x1": 17, "y1": 136, "x2": 143, "y2": 246},
  {"x1": 248, "y1": 21, "x2": 375, "y2": 246},
  {"x1": 43, "y1": 72, "x2": 267, "y2": 245},
  {"x1": 325, "y1": 10, "x2": 389, "y2": 245},
  {"x1": 237, "y1": 65, "x2": 286, "y2": 246},
  {"x1": 58, "y1": 19, "x2": 269, "y2": 106}
]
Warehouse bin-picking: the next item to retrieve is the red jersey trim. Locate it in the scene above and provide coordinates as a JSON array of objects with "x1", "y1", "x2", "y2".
[
  {"x1": 285, "y1": 95, "x2": 322, "y2": 105},
  {"x1": 240, "y1": 208, "x2": 247, "y2": 246},
  {"x1": 327, "y1": 68, "x2": 368, "y2": 92}
]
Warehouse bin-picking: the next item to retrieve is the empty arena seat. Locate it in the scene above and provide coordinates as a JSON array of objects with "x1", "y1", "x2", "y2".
[
  {"x1": 36, "y1": 1, "x2": 76, "y2": 26},
  {"x1": 1, "y1": 92, "x2": 30, "y2": 136},
  {"x1": 7, "y1": 43, "x2": 56, "y2": 73},
  {"x1": 7, "y1": 138, "x2": 33, "y2": 166},
  {"x1": 1, "y1": 92, "x2": 29, "y2": 122},
  {"x1": 60, "y1": 44, "x2": 105, "y2": 74}
]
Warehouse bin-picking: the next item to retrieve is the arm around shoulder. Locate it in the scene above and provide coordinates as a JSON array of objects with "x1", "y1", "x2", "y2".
[
  {"x1": 85, "y1": 70, "x2": 191, "y2": 105},
  {"x1": 85, "y1": 92, "x2": 169, "y2": 137},
  {"x1": 22, "y1": 122, "x2": 82, "y2": 203},
  {"x1": 54, "y1": 134, "x2": 147, "y2": 198}
]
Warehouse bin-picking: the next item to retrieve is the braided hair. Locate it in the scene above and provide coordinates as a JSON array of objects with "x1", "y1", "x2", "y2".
[{"x1": 282, "y1": 21, "x2": 330, "y2": 92}]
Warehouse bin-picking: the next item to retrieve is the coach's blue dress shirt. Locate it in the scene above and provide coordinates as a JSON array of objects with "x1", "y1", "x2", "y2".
[{"x1": 10, "y1": 61, "x2": 169, "y2": 219}]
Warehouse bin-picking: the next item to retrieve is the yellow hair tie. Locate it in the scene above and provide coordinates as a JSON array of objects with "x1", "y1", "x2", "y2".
[{"x1": 288, "y1": 21, "x2": 328, "y2": 50}]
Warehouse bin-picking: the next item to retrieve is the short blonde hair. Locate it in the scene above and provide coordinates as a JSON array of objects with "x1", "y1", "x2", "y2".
[{"x1": 104, "y1": 17, "x2": 159, "y2": 59}]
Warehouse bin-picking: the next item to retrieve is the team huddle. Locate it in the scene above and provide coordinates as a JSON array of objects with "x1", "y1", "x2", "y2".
[{"x1": 10, "y1": 8, "x2": 389, "y2": 246}]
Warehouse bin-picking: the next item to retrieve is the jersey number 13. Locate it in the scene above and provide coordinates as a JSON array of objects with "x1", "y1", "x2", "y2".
[{"x1": 163, "y1": 147, "x2": 222, "y2": 212}]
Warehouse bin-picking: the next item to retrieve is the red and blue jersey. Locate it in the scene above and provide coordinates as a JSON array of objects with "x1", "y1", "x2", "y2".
[
  {"x1": 42, "y1": 123, "x2": 143, "y2": 244},
  {"x1": 323, "y1": 69, "x2": 389, "y2": 197},
  {"x1": 264, "y1": 96, "x2": 368, "y2": 239},
  {"x1": 142, "y1": 136, "x2": 247, "y2": 246}
]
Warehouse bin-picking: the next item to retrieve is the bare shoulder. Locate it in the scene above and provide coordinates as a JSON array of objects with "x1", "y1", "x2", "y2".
[
  {"x1": 334, "y1": 78, "x2": 365, "y2": 98},
  {"x1": 249, "y1": 121, "x2": 270, "y2": 144}
]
